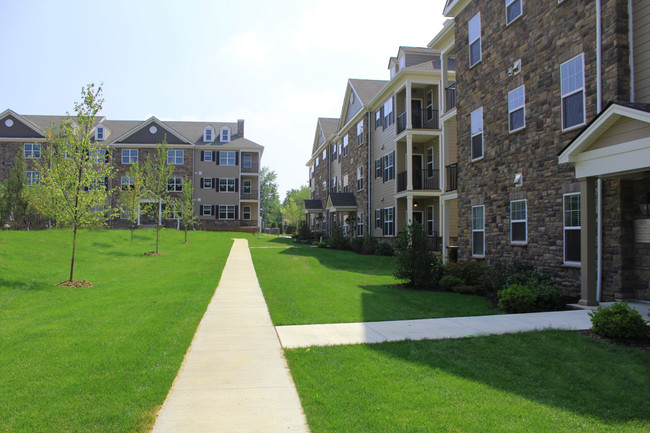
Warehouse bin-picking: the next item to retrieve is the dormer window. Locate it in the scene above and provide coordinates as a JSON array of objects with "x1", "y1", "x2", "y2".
[
  {"x1": 399, "y1": 56, "x2": 405, "y2": 69},
  {"x1": 204, "y1": 126, "x2": 215, "y2": 142},
  {"x1": 95, "y1": 125, "x2": 105, "y2": 141},
  {"x1": 390, "y1": 65, "x2": 396, "y2": 79},
  {"x1": 220, "y1": 126, "x2": 231, "y2": 143}
]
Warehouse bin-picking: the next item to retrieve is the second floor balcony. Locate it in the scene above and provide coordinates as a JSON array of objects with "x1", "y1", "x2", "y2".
[
  {"x1": 397, "y1": 108, "x2": 440, "y2": 134},
  {"x1": 445, "y1": 163, "x2": 458, "y2": 192},
  {"x1": 241, "y1": 162, "x2": 260, "y2": 173},
  {"x1": 445, "y1": 82, "x2": 457, "y2": 112},
  {"x1": 397, "y1": 169, "x2": 440, "y2": 193},
  {"x1": 240, "y1": 189, "x2": 259, "y2": 200}
]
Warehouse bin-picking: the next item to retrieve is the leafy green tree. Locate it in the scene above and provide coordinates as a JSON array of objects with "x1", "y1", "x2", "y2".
[
  {"x1": 118, "y1": 161, "x2": 146, "y2": 242},
  {"x1": 1, "y1": 152, "x2": 41, "y2": 230},
  {"x1": 260, "y1": 167, "x2": 281, "y2": 229},
  {"x1": 177, "y1": 178, "x2": 199, "y2": 243},
  {"x1": 0, "y1": 181, "x2": 7, "y2": 228},
  {"x1": 32, "y1": 83, "x2": 115, "y2": 284},
  {"x1": 142, "y1": 137, "x2": 174, "y2": 255},
  {"x1": 281, "y1": 185, "x2": 309, "y2": 231},
  {"x1": 393, "y1": 221, "x2": 436, "y2": 288}
]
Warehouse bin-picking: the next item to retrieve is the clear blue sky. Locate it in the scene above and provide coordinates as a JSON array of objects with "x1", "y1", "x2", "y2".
[{"x1": 0, "y1": 0, "x2": 446, "y2": 198}]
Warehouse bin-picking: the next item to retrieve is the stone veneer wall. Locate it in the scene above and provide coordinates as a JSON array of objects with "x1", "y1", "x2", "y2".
[
  {"x1": 453, "y1": 0, "x2": 630, "y2": 298},
  {"x1": 340, "y1": 113, "x2": 370, "y2": 234}
]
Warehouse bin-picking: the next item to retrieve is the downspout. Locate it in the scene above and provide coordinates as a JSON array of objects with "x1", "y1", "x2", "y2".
[
  {"x1": 367, "y1": 112, "x2": 372, "y2": 236},
  {"x1": 629, "y1": 0, "x2": 635, "y2": 103},
  {"x1": 596, "y1": 0, "x2": 603, "y2": 302}
]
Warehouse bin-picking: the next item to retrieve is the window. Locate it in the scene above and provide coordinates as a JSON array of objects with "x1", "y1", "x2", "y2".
[
  {"x1": 201, "y1": 205, "x2": 213, "y2": 216},
  {"x1": 24, "y1": 143, "x2": 41, "y2": 159},
  {"x1": 427, "y1": 206, "x2": 435, "y2": 236},
  {"x1": 122, "y1": 149, "x2": 138, "y2": 164},
  {"x1": 25, "y1": 171, "x2": 39, "y2": 186},
  {"x1": 243, "y1": 154, "x2": 252, "y2": 169},
  {"x1": 561, "y1": 54, "x2": 585, "y2": 130},
  {"x1": 322, "y1": 181, "x2": 326, "y2": 193},
  {"x1": 331, "y1": 176, "x2": 337, "y2": 193},
  {"x1": 219, "y1": 178, "x2": 236, "y2": 192},
  {"x1": 510, "y1": 200, "x2": 527, "y2": 243},
  {"x1": 426, "y1": 147, "x2": 434, "y2": 177},
  {"x1": 203, "y1": 150, "x2": 213, "y2": 162},
  {"x1": 343, "y1": 135, "x2": 349, "y2": 157},
  {"x1": 383, "y1": 207, "x2": 395, "y2": 236},
  {"x1": 202, "y1": 177, "x2": 213, "y2": 189},
  {"x1": 219, "y1": 151, "x2": 236, "y2": 166},
  {"x1": 167, "y1": 149, "x2": 183, "y2": 165},
  {"x1": 243, "y1": 206, "x2": 251, "y2": 220},
  {"x1": 243, "y1": 179, "x2": 252, "y2": 194},
  {"x1": 165, "y1": 204, "x2": 182, "y2": 219},
  {"x1": 89, "y1": 148, "x2": 106, "y2": 164},
  {"x1": 383, "y1": 151, "x2": 395, "y2": 182},
  {"x1": 95, "y1": 126, "x2": 105, "y2": 141},
  {"x1": 219, "y1": 205, "x2": 236, "y2": 220},
  {"x1": 204, "y1": 127, "x2": 214, "y2": 142},
  {"x1": 167, "y1": 177, "x2": 182, "y2": 192},
  {"x1": 357, "y1": 166, "x2": 364, "y2": 191},
  {"x1": 315, "y1": 157, "x2": 319, "y2": 168},
  {"x1": 375, "y1": 158, "x2": 383, "y2": 178},
  {"x1": 375, "y1": 209, "x2": 382, "y2": 229},
  {"x1": 508, "y1": 86, "x2": 525, "y2": 132},
  {"x1": 343, "y1": 175, "x2": 349, "y2": 193},
  {"x1": 564, "y1": 193, "x2": 581, "y2": 263},
  {"x1": 357, "y1": 120, "x2": 364, "y2": 146},
  {"x1": 331, "y1": 143, "x2": 338, "y2": 160},
  {"x1": 426, "y1": 91, "x2": 434, "y2": 122},
  {"x1": 472, "y1": 205, "x2": 485, "y2": 257},
  {"x1": 375, "y1": 109, "x2": 383, "y2": 129},
  {"x1": 506, "y1": 0, "x2": 522, "y2": 25},
  {"x1": 471, "y1": 108, "x2": 483, "y2": 160},
  {"x1": 356, "y1": 212, "x2": 364, "y2": 237},
  {"x1": 383, "y1": 98, "x2": 394, "y2": 128},
  {"x1": 469, "y1": 13, "x2": 481, "y2": 67},
  {"x1": 121, "y1": 176, "x2": 133, "y2": 190},
  {"x1": 220, "y1": 127, "x2": 231, "y2": 142}
]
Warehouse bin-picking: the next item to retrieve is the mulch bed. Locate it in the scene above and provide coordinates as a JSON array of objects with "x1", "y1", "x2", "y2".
[
  {"x1": 57, "y1": 280, "x2": 93, "y2": 287},
  {"x1": 144, "y1": 252, "x2": 163, "y2": 256}
]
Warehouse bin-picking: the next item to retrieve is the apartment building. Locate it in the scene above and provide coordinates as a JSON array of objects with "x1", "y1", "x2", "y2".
[
  {"x1": 0, "y1": 110, "x2": 263, "y2": 232},
  {"x1": 443, "y1": 0, "x2": 650, "y2": 303}
]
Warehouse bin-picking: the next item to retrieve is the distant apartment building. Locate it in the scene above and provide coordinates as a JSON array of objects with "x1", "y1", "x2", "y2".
[{"x1": 0, "y1": 110, "x2": 263, "y2": 232}]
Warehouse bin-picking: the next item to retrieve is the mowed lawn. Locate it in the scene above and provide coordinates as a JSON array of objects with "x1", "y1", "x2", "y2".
[
  {"x1": 286, "y1": 330, "x2": 650, "y2": 433},
  {"x1": 0, "y1": 229, "x2": 234, "y2": 433},
  {"x1": 250, "y1": 242, "x2": 498, "y2": 325}
]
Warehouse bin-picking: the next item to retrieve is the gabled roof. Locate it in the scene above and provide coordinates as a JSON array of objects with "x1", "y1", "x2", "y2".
[
  {"x1": 327, "y1": 193, "x2": 358, "y2": 211},
  {"x1": 443, "y1": 0, "x2": 472, "y2": 17},
  {"x1": 0, "y1": 109, "x2": 47, "y2": 139},
  {"x1": 111, "y1": 116, "x2": 192, "y2": 145},
  {"x1": 165, "y1": 120, "x2": 241, "y2": 145},
  {"x1": 348, "y1": 79, "x2": 388, "y2": 106},
  {"x1": 303, "y1": 199, "x2": 324, "y2": 212},
  {"x1": 311, "y1": 117, "x2": 339, "y2": 155}
]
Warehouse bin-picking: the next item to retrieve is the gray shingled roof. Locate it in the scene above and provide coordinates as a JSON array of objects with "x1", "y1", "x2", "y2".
[
  {"x1": 348, "y1": 79, "x2": 389, "y2": 106},
  {"x1": 303, "y1": 200, "x2": 324, "y2": 211},
  {"x1": 319, "y1": 118, "x2": 339, "y2": 141},
  {"x1": 329, "y1": 193, "x2": 357, "y2": 207}
]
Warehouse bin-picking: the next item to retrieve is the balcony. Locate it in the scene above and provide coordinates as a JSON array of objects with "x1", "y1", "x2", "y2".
[
  {"x1": 397, "y1": 108, "x2": 440, "y2": 134},
  {"x1": 445, "y1": 82, "x2": 456, "y2": 112},
  {"x1": 427, "y1": 236, "x2": 443, "y2": 252},
  {"x1": 241, "y1": 163, "x2": 259, "y2": 173},
  {"x1": 240, "y1": 189, "x2": 259, "y2": 200},
  {"x1": 397, "y1": 169, "x2": 440, "y2": 192},
  {"x1": 445, "y1": 163, "x2": 458, "y2": 192}
]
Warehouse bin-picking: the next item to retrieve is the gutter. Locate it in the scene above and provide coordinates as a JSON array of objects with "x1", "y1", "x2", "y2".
[{"x1": 596, "y1": 0, "x2": 603, "y2": 302}]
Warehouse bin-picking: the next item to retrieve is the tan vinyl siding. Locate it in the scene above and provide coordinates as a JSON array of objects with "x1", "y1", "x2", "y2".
[
  {"x1": 444, "y1": 118, "x2": 458, "y2": 165},
  {"x1": 588, "y1": 117, "x2": 650, "y2": 150},
  {"x1": 634, "y1": 0, "x2": 650, "y2": 102},
  {"x1": 447, "y1": 199, "x2": 458, "y2": 239}
]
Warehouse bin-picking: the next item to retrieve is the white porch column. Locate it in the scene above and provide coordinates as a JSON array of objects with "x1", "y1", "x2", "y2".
[
  {"x1": 406, "y1": 135, "x2": 413, "y2": 191},
  {"x1": 137, "y1": 202, "x2": 141, "y2": 225},
  {"x1": 407, "y1": 195, "x2": 413, "y2": 225},
  {"x1": 579, "y1": 177, "x2": 599, "y2": 306},
  {"x1": 406, "y1": 81, "x2": 412, "y2": 130}
]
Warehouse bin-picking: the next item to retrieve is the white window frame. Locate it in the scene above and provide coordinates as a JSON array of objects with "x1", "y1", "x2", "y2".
[
  {"x1": 508, "y1": 85, "x2": 526, "y2": 132},
  {"x1": 122, "y1": 149, "x2": 138, "y2": 164},
  {"x1": 356, "y1": 211, "x2": 364, "y2": 237},
  {"x1": 469, "y1": 13, "x2": 482, "y2": 67},
  {"x1": 472, "y1": 205, "x2": 485, "y2": 257},
  {"x1": 383, "y1": 98, "x2": 394, "y2": 128},
  {"x1": 165, "y1": 203, "x2": 182, "y2": 220},
  {"x1": 219, "y1": 205, "x2": 236, "y2": 220},
  {"x1": 204, "y1": 126, "x2": 214, "y2": 142},
  {"x1": 203, "y1": 177, "x2": 213, "y2": 189},
  {"x1": 505, "y1": 0, "x2": 522, "y2": 25},
  {"x1": 561, "y1": 53, "x2": 586, "y2": 131},
  {"x1": 243, "y1": 205, "x2": 252, "y2": 220},
  {"x1": 95, "y1": 125, "x2": 105, "y2": 141},
  {"x1": 25, "y1": 170, "x2": 40, "y2": 186},
  {"x1": 357, "y1": 166, "x2": 364, "y2": 191},
  {"x1": 204, "y1": 151, "x2": 213, "y2": 162},
  {"x1": 343, "y1": 174, "x2": 349, "y2": 193},
  {"x1": 383, "y1": 152, "x2": 395, "y2": 181},
  {"x1": 510, "y1": 199, "x2": 527, "y2": 244},
  {"x1": 375, "y1": 209, "x2": 382, "y2": 230},
  {"x1": 357, "y1": 120, "x2": 364, "y2": 146},
  {"x1": 343, "y1": 135, "x2": 349, "y2": 156},
  {"x1": 427, "y1": 205, "x2": 435, "y2": 236},
  {"x1": 471, "y1": 107, "x2": 483, "y2": 161},
  {"x1": 89, "y1": 148, "x2": 106, "y2": 165},
  {"x1": 219, "y1": 177, "x2": 236, "y2": 193},
  {"x1": 24, "y1": 143, "x2": 41, "y2": 159},
  {"x1": 167, "y1": 149, "x2": 184, "y2": 165},
  {"x1": 167, "y1": 177, "x2": 183, "y2": 192},
  {"x1": 383, "y1": 207, "x2": 395, "y2": 237},
  {"x1": 243, "y1": 154, "x2": 252, "y2": 169},
  {"x1": 563, "y1": 193, "x2": 581, "y2": 264},
  {"x1": 426, "y1": 147, "x2": 434, "y2": 177},
  {"x1": 243, "y1": 179, "x2": 252, "y2": 194},
  {"x1": 121, "y1": 176, "x2": 133, "y2": 190},
  {"x1": 375, "y1": 109, "x2": 382, "y2": 129},
  {"x1": 220, "y1": 127, "x2": 231, "y2": 143},
  {"x1": 219, "y1": 151, "x2": 236, "y2": 166},
  {"x1": 201, "y1": 205, "x2": 213, "y2": 216}
]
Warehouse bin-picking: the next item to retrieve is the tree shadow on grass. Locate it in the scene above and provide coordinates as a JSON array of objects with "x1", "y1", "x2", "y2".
[
  {"x1": 0, "y1": 278, "x2": 52, "y2": 291},
  {"x1": 368, "y1": 330, "x2": 650, "y2": 425},
  {"x1": 278, "y1": 246, "x2": 394, "y2": 277}
]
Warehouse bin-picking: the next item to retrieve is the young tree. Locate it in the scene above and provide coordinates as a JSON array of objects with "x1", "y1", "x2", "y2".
[
  {"x1": 281, "y1": 185, "x2": 309, "y2": 231},
  {"x1": 118, "y1": 161, "x2": 146, "y2": 242},
  {"x1": 393, "y1": 221, "x2": 436, "y2": 288},
  {"x1": 142, "y1": 137, "x2": 174, "y2": 255},
  {"x1": 177, "y1": 178, "x2": 199, "y2": 243},
  {"x1": 260, "y1": 167, "x2": 282, "y2": 229},
  {"x1": 32, "y1": 83, "x2": 115, "y2": 284}
]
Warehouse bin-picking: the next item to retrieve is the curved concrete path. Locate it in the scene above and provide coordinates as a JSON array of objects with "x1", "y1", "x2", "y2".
[{"x1": 151, "y1": 238, "x2": 309, "y2": 433}]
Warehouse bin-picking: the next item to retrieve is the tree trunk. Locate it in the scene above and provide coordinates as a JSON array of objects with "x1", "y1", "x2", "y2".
[
  {"x1": 184, "y1": 227, "x2": 188, "y2": 243},
  {"x1": 130, "y1": 225, "x2": 134, "y2": 242},
  {"x1": 70, "y1": 225, "x2": 78, "y2": 282}
]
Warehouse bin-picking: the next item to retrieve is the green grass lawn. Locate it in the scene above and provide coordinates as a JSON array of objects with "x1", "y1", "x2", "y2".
[
  {"x1": 250, "y1": 243, "x2": 498, "y2": 325},
  {"x1": 0, "y1": 228, "x2": 235, "y2": 432},
  {"x1": 286, "y1": 330, "x2": 650, "y2": 433}
]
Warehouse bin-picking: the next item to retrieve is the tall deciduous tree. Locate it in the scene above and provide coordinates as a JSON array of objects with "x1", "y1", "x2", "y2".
[
  {"x1": 118, "y1": 161, "x2": 146, "y2": 242},
  {"x1": 177, "y1": 178, "x2": 199, "y2": 243},
  {"x1": 142, "y1": 137, "x2": 174, "y2": 255},
  {"x1": 32, "y1": 83, "x2": 115, "y2": 284},
  {"x1": 260, "y1": 167, "x2": 282, "y2": 229},
  {"x1": 281, "y1": 185, "x2": 310, "y2": 231}
]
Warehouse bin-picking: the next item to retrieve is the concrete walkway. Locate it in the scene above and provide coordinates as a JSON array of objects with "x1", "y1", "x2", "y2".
[
  {"x1": 276, "y1": 310, "x2": 594, "y2": 348},
  {"x1": 151, "y1": 238, "x2": 309, "y2": 433}
]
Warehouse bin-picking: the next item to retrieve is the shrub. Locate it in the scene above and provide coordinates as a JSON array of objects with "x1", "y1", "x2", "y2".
[
  {"x1": 530, "y1": 281, "x2": 563, "y2": 311},
  {"x1": 329, "y1": 222, "x2": 349, "y2": 250},
  {"x1": 444, "y1": 261, "x2": 487, "y2": 287},
  {"x1": 393, "y1": 222, "x2": 435, "y2": 288},
  {"x1": 440, "y1": 275, "x2": 464, "y2": 292},
  {"x1": 589, "y1": 302, "x2": 649, "y2": 340},
  {"x1": 484, "y1": 260, "x2": 535, "y2": 294},
  {"x1": 498, "y1": 284, "x2": 536, "y2": 313},
  {"x1": 317, "y1": 242, "x2": 327, "y2": 248},
  {"x1": 375, "y1": 241, "x2": 394, "y2": 256},
  {"x1": 350, "y1": 237, "x2": 364, "y2": 253},
  {"x1": 297, "y1": 220, "x2": 312, "y2": 241},
  {"x1": 362, "y1": 235, "x2": 377, "y2": 255}
]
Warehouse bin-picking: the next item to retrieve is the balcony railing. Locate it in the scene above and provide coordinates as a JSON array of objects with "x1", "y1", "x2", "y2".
[
  {"x1": 241, "y1": 163, "x2": 259, "y2": 173},
  {"x1": 397, "y1": 108, "x2": 440, "y2": 134},
  {"x1": 397, "y1": 169, "x2": 441, "y2": 192},
  {"x1": 240, "y1": 189, "x2": 259, "y2": 200},
  {"x1": 427, "y1": 236, "x2": 443, "y2": 252},
  {"x1": 445, "y1": 82, "x2": 457, "y2": 112},
  {"x1": 445, "y1": 163, "x2": 458, "y2": 192}
]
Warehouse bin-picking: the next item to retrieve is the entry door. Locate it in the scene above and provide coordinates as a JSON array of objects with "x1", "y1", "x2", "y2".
[
  {"x1": 412, "y1": 99, "x2": 422, "y2": 128},
  {"x1": 412, "y1": 154, "x2": 423, "y2": 189},
  {"x1": 413, "y1": 211, "x2": 424, "y2": 225}
]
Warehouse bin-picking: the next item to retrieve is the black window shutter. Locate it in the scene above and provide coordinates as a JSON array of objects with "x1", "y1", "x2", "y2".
[
  {"x1": 215, "y1": 178, "x2": 220, "y2": 191},
  {"x1": 383, "y1": 156, "x2": 387, "y2": 183},
  {"x1": 235, "y1": 178, "x2": 239, "y2": 192},
  {"x1": 200, "y1": 178, "x2": 204, "y2": 188},
  {"x1": 212, "y1": 151, "x2": 216, "y2": 161},
  {"x1": 200, "y1": 151, "x2": 204, "y2": 162},
  {"x1": 235, "y1": 205, "x2": 239, "y2": 220},
  {"x1": 212, "y1": 178, "x2": 216, "y2": 188},
  {"x1": 392, "y1": 207, "x2": 396, "y2": 236},
  {"x1": 235, "y1": 151, "x2": 239, "y2": 166},
  {"x1": 391, "y1": 151, "x2": 396, "y2": 180},
  {"x1": 215, "y1": 151, "x2": 220, "y2": 165},
  {"x1": 105, "y1": 151, "x2": 110, "y2": 164},
  {"x1": 381, "y1": 209, "x2": 385, "y2": 235}
]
